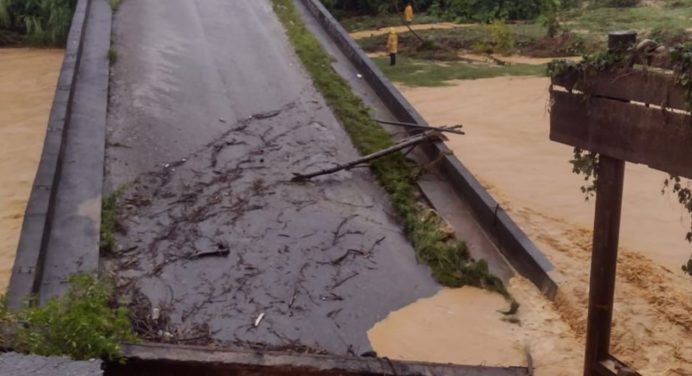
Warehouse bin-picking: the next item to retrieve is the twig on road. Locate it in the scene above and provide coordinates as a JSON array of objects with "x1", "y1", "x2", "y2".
[
  {"x1": 291, "y1": 131, "x2": 441, "y2": 181},
  {"x1": 375, "y1": 119, "x2": 465, "y2": 135},
  {"x1": 330, "y1": 272, "x2": 360, "y2": 290}
]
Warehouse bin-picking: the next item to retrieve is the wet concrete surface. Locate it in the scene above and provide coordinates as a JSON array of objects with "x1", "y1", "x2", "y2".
[
  {"x1": 108, "y1": 0, "x2": 308, "y2": 186},
  {"x1": 107, "y1": 0, "x2": 439, "y2": 355},
  {"x1": 0, "y1": 353, "x2": 102, "y2": 376},
  {"x1": 293, "y1": 0, "x2": 515, "y2": 281}
]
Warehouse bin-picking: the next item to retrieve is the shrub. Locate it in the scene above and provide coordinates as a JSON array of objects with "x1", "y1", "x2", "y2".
[
  {"x1": 322, "y1": 0, "x2": 550, "y2": 21},
  {"x1": 0, "y1": 0, "x2": 77, "y2": 45},
  {"x1": 593, "y1": 0, "x2": 640, "y2": 7},
  {"x1": 0, "y1": 274, "x2": 136, "y2": 361},
  {"x1": 649, "y1": 26, "x2": 690, "y2": 46},
  {"x1": 473, "y1": 21, "x2": 515, "y2": 55}
]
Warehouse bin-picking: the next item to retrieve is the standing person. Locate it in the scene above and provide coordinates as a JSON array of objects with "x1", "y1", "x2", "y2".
[
  {"x1": 404, "y1": 2, "x2": 413, "y2": 23},
  {"x1": 387, "y1": 28, "x2": 398, "y2": 66}
]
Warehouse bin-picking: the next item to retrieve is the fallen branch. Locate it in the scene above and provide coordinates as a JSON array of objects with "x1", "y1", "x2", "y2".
[
  {"x1": 375, "y1": 119, "x2": 465, "y2": 135},
  {"x1": 291, "y1": 131, "x2": 440, "y2": 182},
  {"x1": 485, "y1": 54, "x2": 507, "y2": 66},
  {"x1": 330, "y1": 272, "x2": 359, "y2": 290},
  {"x1": 188, "y1": 249, "x2": 230, "y2": 260}
]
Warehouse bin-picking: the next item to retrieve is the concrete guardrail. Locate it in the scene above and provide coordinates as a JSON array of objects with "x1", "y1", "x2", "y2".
[{"x1": 300, "y1": 0, "x2": 559, "y2": 298}]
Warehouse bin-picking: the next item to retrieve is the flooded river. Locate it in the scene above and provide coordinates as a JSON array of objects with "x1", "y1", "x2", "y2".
[
  {"x1": 369, "y1": 77, "x2": 692, "y2": 375},
  {"x1": 0, "y1": 48, "x2": 63, "y2": 292}
]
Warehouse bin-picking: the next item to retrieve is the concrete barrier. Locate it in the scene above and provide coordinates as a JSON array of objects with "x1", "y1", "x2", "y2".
[
  {"x1": 107, "y1": 343, "x2": 528, "y2": 376},
  {"x1": 299, "y1": 0, "x2": 559, "y2": 298},
  {"x1": 8, "y1": 0, "x2": 111, "y2": 307}
]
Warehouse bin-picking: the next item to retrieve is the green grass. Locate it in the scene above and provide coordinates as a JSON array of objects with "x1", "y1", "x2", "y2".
[
  {"x1": 357, "y1": 22, "x2": 588, "y2": 58},
  {"x1": 375, "y1": 57, "x2": 546, "y2": 87},
  {"x1": 0, "y1": 274, "x2": 136, "y2": 361},
  {"x1": 564, "y1": 4, "x2": 692, "y2": 35},
  {"x1": 271, "y1": 0, "x2": 513, "y2": 304},
  {"x1": 349, "y1": 4, "x2": 691, "y2": 58},
  {"x1": 110, "y1": 0, "x2": 122, "y2": 11},
  {"x1": 107, "y1": 47, "x2": 118, "y2": 64},
  {"x1": 100, "y1": 187, "x2": 125, "y2": 254}
]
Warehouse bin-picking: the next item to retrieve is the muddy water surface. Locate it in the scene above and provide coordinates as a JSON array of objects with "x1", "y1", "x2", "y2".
[
  {"x1": 369, "y1": 77, "x2": 692, "y2": 375},
  {"x1": 0, "y1": 48, "x2": 63, "y2": 292},
  {"x1": 369, "y1": 281, "x2": 584, "y2": 376},
  {"x1": 402, "y1": 76, "x2": 691, "y2": 273}
]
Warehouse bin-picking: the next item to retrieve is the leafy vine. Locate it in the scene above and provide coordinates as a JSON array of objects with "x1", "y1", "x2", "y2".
[{"x1": 550, "y1": 43, "x2": 692, "y2": 275}]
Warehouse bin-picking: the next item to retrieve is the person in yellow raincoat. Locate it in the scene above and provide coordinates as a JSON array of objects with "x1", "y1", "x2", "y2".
[
  {"x1": 387, "y1": 28, "x2": 398, "y2": 66},
  {"x1": 404, "y1": 2, "x2": 413, "y2": 23}
]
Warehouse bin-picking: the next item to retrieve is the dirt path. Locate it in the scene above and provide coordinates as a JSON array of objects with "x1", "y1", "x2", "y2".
[
  {"x1": 107, "y1": 0, "x2": 440, "y2": 354},
  {"x1": 371, "y1": 76, "x2": 691, "y2": 375},
  {"x1": 0, "y1": 48, "x2": 63, "y2": 292},
  {"x1": 350, "y1": 22, "x2": 471, "y2": 40}
]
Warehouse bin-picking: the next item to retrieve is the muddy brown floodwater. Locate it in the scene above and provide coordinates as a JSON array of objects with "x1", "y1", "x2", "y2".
[
  {"x1": 0, "y1": 48, "x2": 63, "y2": 292},
  {"x1": 368, "y1": 76, "x2": 692, "y2": 376}
]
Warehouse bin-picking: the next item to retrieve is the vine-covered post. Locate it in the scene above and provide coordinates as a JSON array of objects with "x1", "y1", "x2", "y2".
[
  {"x1": 551, "y1": 28, "x2": 691, "y2": 376},
  {"x1": 583, "y1": 31, "x2": 636, "y2": 376}
]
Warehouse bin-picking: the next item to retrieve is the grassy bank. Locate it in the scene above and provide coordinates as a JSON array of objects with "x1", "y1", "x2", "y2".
[
  {"x1": 350, "y1": 4, "x2": 691, "y2": 59},
  {"x1": 374, "y1": 56, "x2": 546, "y2": 87},
  {"x1": 0, "y1": 0, "x2": 77, "y2": 45},
  {"x1": 271, "y1": 0, "x2": 512, "y2": 301}
]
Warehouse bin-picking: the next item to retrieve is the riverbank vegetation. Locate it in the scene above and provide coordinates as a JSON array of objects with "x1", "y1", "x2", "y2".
[
  {"x1": 339, "y1": 0, "x2": 691, "y2": 84},
  {"x1": 0, "y1": 0, "x2": 77, "y2": 45}
]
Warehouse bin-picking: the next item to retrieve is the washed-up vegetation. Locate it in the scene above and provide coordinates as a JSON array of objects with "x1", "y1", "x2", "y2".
[
  {"x1": 272, "y1": 0, "x2": 514, "y2": 305},
  {"x1": 0, "y1": 274, "x2": 136, "y2": 361},
  {"x1": 0, "y1": 0, "x2": 77, "y2": 45}
]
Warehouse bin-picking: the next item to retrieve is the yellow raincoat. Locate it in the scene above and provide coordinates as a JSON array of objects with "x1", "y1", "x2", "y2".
[
  {"x1": 404, "y1": 4, "x2": 413, "y2": 23},
  {"x1": 387, "y1": 29, "x2": 398, "y2": 54}
]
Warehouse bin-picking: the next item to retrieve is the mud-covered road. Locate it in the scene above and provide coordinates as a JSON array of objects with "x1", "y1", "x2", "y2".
[{"x1": 106, "y1": 0, "x2": 439, "y2": 354}]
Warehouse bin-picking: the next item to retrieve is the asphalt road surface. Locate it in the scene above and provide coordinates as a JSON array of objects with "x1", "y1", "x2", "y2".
[{"x1": 106, "y1": 0, "x2": 439, "y2": 354}]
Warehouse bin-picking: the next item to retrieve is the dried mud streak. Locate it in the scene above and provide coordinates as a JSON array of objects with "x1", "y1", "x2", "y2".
[{"x1": 109, "y1": 102, "x2": 439, "y2": 355}]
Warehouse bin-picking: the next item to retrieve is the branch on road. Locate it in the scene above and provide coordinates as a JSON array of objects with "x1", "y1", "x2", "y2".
[
  {"x1": 375, "y1": 119, "x2": 465, "y2": 135},
  {"x1": 291, "y1": 131, "x2": 442, "y2": 182}
]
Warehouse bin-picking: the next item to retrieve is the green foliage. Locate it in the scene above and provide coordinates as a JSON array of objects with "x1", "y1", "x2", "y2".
[
  {"x1": 554, "y1": 45, "x2": 692, "y2": 273},
  {"x1": 273, "y1": 0, "x2": 513, "y2": 303},
  {"x1": 0, "y1": 274, "x2": 136, "y2": 361},
  {"x1": 569, "y1": 148, "x2": 598, "y2": 199},
  {"x1": 472, "y1": 21, "x2": 515, "y2": 55},
  {"x1": 671, "y1": 43, "x2": 692, "y2": 84},
  {"x1": 108, "y1": 47, "x2": 118, "y2": 64},
  {"x1": 323, "y1": 0, "x2": 551, "y2": 22},
  {"x1": 375, "y1": 56, "x2": 546, "y2": 86},
  {"x1": 649, "y1": 26, "x2": 690, "y2": 47},
  {"x1": 539, "y1": 0, "x2": 562, "y2": 37},
  {"x1": 110, "y1": 0, "x2": 122, "y2": 11},
  {"x1": 683, "y1": 257, "x2": 692, "y2": 276},
  {"x1": 0, "y1": 0, "x2": 76, "y2": 45},
  {"x1": 593, "y1": 0, "x2": 640, "y2": 7},
  {"x1": 101, "y1": 187, "x2": 125, "y2": 254},
  {"x1": 431, "y1": 0, "x2": 546, "y2": 22}
]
